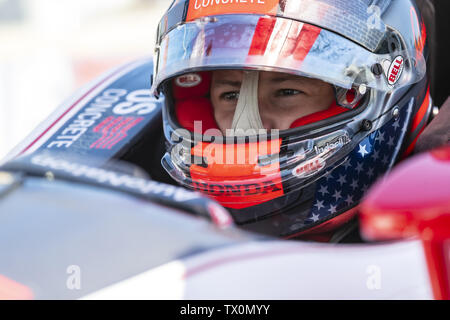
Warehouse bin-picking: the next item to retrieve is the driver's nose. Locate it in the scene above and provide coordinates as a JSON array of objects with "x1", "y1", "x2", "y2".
[{"x1": 258, "y1": 100, "x2": 292, "y2": 131}]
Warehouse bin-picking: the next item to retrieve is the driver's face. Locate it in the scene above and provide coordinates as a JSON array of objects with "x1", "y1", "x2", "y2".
[{"x1": 210, "y1": 70, "x2": 335, "y2": 133}]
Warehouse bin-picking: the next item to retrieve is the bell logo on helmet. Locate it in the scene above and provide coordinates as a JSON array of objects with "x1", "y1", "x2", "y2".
[
  {"x1": 387, "y1": 56, "x2": 404, "y2": 86},
  {"x1": 293, "y1": 157, "x2": 326, "y2": 179},
  {"x1": 175, "y1": 73, "x2": 202, "y2": 88}
]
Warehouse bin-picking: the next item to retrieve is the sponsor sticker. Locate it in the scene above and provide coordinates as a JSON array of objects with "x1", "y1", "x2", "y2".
[
  {"x1": 46, "y1": 89, "x2": 156, "y2": 150},
  {"x1": 387, "y1": 56, "x2": 404, "y2": 86},
  {"x1": 175, "y1": 73, "x2": 202, "y2": 88},
  {"x1": 29, "y1": 154, "x2": 201, "y2": 202},
  {"x1": 90, "y1": 116, "x2": 144, "y2": 150},
  {"x1": 191, "y1": 180, "x2": 282, "y2": 197},
  {"x1": 186, "y1": 0, "x2": 279, "y2": 22},
  {"x1": 292, "y1": 157, "x2": 326, "y2": 179},
  {"x1": 314, "y1": 135, "x2": 350, "y2": 155}
]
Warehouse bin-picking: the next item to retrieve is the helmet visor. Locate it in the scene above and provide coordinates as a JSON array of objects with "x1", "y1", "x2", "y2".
[{"x1": 152, "y1": 14, "x2": 426, "y2": 95}]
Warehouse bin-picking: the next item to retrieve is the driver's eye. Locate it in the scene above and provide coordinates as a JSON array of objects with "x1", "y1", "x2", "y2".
[
  {"x1": 221, "y1": 91, "x2": 240, "y2": 101},
  {"x1": 276, "y1": 89, "x2": 302, "y2": 97}
]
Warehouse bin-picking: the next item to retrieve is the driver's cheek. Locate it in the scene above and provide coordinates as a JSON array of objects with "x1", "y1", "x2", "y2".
[
  {"x1": 214, "y1": 107, "x2": 234, "y2": 133},
  {"x1": 258, "y1": 99, "x2": 295, "y2": 131}
]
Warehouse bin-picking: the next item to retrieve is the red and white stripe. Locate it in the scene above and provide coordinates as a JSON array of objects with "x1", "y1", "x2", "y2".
[{"x1": 247, "y1": 16, "x2": 321, "y2": 68}]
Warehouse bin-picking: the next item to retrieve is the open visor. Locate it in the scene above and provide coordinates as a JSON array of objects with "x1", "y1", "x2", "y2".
[{"x1": 152, "y1": 14, "x2": 426, "y2": 94}]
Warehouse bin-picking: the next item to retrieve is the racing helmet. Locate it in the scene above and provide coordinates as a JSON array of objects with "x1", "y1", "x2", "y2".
[{"x1": 151, "y1": 0, "x2": 432, "y2": 238}]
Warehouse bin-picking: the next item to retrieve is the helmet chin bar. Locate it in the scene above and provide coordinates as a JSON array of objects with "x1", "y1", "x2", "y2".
[
  {"x1": 230, "y1": 71, "x2": 263, "y2": 135},
  {"x1": 161, "y1": 126, "x2": 352, "y2": 210}
]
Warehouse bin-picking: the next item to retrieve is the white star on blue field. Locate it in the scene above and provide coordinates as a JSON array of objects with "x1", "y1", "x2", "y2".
[
  {"x1": 358, "y1": 144, "x2": 369, "y2": 158},
  {"x1": 304, "y1": 104, "x2": 411, "y2": 226}
]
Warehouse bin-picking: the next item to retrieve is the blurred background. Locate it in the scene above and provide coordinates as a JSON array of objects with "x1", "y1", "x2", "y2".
[{"x1": 0, "y1": 0, "x2": 170, "y2": 159}]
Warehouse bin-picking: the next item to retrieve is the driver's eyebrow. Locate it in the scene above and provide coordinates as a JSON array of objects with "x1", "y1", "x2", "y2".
[
  {"x1": 213, "y1": 79, "x2": 242, "y2": 87},
  {"x1": 270, "y1": 75, "x2": 305, "y2": 84}
]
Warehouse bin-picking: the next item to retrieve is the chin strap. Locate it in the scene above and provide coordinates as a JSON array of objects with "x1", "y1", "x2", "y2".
[{"x1": 230, "y1": 71, "x2": 264, "y2": 135}]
